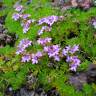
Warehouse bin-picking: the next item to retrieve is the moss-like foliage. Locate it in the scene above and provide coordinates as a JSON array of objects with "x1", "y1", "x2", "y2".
[{"x1": 0, "y1": 0, "x2": 96, "y2": 96}]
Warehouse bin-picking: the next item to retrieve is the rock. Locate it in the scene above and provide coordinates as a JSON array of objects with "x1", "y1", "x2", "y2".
[
  {"x1": 26, "y1": 73, "x2": 38, "y2": 90},
  {"x1": 51, "y1": 0, "x2": 64, "y2": 7},
  {"x1": 0, "y1": 33, "x2": 16, "y2": 47},
  {"x1": 77, "y1": 0, "x2": 92, "y2": 10},
  {"x1": 52, "y1": 0, "x2": 93, "y2": 11},
  {"x1": 0, "y1": 15, "x2": 6, "y2": 24},
  {"x1": 47, "y1": 87, "x2": 60, "y2": 96},
  {"x1": 69, "y1": 73, "x2": 87, "y2": 91},
  {"x1": 35, "y1": 86, "x2": 46, "y2": 96},
  {"x1": 87, "y1": 64, "x2": 96, "y2": 83},
  {"x1": 18, "y1": 88, "x2": 35, "y2": 96},
  {"x1": 0, "y1": 0, "x2": 3, "y2": 8},
  {"x1": 69, "y1": 64, "x2": 96, "y2": 91},
  {"x1": 0, "y1": 23, "x2": 3, "y2": 33}
]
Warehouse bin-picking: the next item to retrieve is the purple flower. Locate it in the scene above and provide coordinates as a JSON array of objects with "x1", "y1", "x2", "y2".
[
  {"x1": 31, "y1": 51, "x2": 43, "y2": 64},
  {"x1": 46, "y1": 15, "x2": 58, "y2": 26},
  {"x1": 18, "y1": 39, "x2": 32, "y2": 49},
  {"x1": 66, "y1": 56, "x2": 72, "y2": 62},
  {"x1": 21, "y1": 14, "x2": 31, "y2": 20},
  {"x1": 15, "y1": 5, "x2": 23, "y2": 12},
  {"x1": 44, "y1": 45, "x2": 60, "y2": 61},
  {"x1": 22, "y1": 19, "x2": 32, "y2": 33},
  {"x1": 31, "y1": 53, "x2": 38, "y2": 64},
  {"x1": 38, "y1": 18, "x2": 46, "y2": 25},
  {"x1": 16, "y1": 39, "x2": 32, "y2": 54},
  {"x1": 62, "y1": 45, "x2": 79, "y2": 56},
  {"x1": 21, "y1": 54, "x2": 31, "y2": 62},
  {"x1": 66, "y1": 56, "x2": 81, "y2": 71},
  {"x1": 38, "y1": 15, "x2": 58, "y2": 26},
  {"x1": 70, "y1": 64, "x2": 78, "y2": 72},
  {"x1": 38, "y1": 26, "x2": 51, "y2": 35},
  {"x1": 92, "y1": 21, "x2": 96, "y2": 29},
  {"x1": 54, "y1": 55, "x2": 60, "y2": 61},
  {"x1": 71, "y1": 56, "x2": 81, "y2": 66},
  {"x1": 12, "y1": 13, "x2": 21, "y2": 21},
  {"x1": 16, "y1": 47, "x2": 25, "y2": 55},
  {"x1": 62, "y1": 45, "x2": 71, "y2": 56},
  {"x1": 23, "y1": 27, "x2": 30, "y2": 33},
  {"x1": 36, "y1": 51, "x2": 43, "y2": 58},
  {"x1": 69, "y1": 45, "x2": 79, "y2": 54},
  {"x1": 37, "y1": 37, "x2": 52, "y2": 46}
]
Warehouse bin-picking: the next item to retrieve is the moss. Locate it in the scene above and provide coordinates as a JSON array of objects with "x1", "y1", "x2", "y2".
[{"x1": 1, "y1": 0, "x2": 96, "y2": 95}]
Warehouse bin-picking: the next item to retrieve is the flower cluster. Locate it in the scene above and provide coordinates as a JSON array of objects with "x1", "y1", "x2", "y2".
[
  {"x1": 14, "y1": 5, "x2": 81, "y2": 71},
  {"x1": 44, "y1": 45, "x2": 61, "y2": 61},
  {"x1": 37, "y1": 37, "x2": 52, "y2": 46},
  {"x1": 38, "y1": 15, "x2": 59, "y2": 26},
  {"x1": 62, "y1": 45, "x2": 80, "y2": 71},
  {"x1": 31, "y1": 51, "x2": 43, "y2": 64},
  {"x1": 21, "y1": 51, "x2": 43, "y2": 64},
  {"x1": 62, "y1": 45, "x2": 79, "y2": 56},
  {"x1": 67, "y1": 56, "x2": 81, "y2": 72},
  {"x1": 16, "y1": 39, "x2": 32, "y2": 54},
  {"x1": 12, "y1": 5, "x2": 35, "y2": 33}
]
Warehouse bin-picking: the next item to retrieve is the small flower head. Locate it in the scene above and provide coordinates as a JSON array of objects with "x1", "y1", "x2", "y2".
[
  {"x1": 31, "y1": 53, "x2": 38, "y2": 64},
  {"x1": 22, "y1": 19, "x2": 32, "y2": 33},
  {"x1": 15, "y1": 5, "x2": 23, "y2": 12},
  {"x1": 62, "y1": 45, "x2": 71, "y2": 56},
  {"x1": 69, "y1": 45, "x2": 79, "y2": 54},
  {"x1": 12, "y1": 13, "x2": 21, "y2": 21},
  {"x1": 36, "y1": 51, "x2": 43, "y2": 58},
  {"x1": 16, "y1": 47, "x2": 25, "y2": 55},
  {"x1": 38, "y1": 26, "x2": 51, "y2": 35},
  {"x1": 21, "y1": 14, "x2": 31, "y2": 20},
  {"x1": 37, "y1": 37, "x2": 52, "y2": 46},
  {"x1": 21, "y1": 54, "x2": 31, "y2": 62},
  {"x1": 44, "y1": 45, "x2": 60, "y2": 61},
  {"x1": 31, "y1": 51, "x2": 43, "y2": 64},
  {"x1": 16, "y1": 39, "x2": 32, "y2": 54},
  {"x1": 93, "y1": 21, "x2": 96, "y2": 29},
  {"x1": 66, "y1": 56, "x2": 81, "y2": 71},
  {"x1": 18, "y1": 39, "x2": 32, "y2": 48}
]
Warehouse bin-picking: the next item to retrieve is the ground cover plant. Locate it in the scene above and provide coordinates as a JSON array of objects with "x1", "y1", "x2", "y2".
[{"x1": 0, "y1": 0, "x2": 96, "y2": 96}]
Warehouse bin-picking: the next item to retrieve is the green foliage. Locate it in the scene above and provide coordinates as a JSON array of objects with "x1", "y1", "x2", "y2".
[
  {"x1": 0, "y1": 45, "x2": 15, "y2": 55},
  {"x1": 78, "y1": 60, "x2": 90, "y2": 71},
  {"x1": 1, "y1": 0, "x2": 96, "y2": 95},
  {"x1": 0, "y1": 0, "x2": 16, "y2": 16},
  {"x1": 83, "y1": 84, "x2": 95, "y2": 96}
]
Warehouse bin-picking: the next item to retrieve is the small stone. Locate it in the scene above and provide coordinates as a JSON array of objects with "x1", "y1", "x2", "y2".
[
  {"x1": 87, "y1": 64, "x2": 96, "y2": 83},
  {"x1": 69, "y1": 73, "x2": 87, "y2": 91}
]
